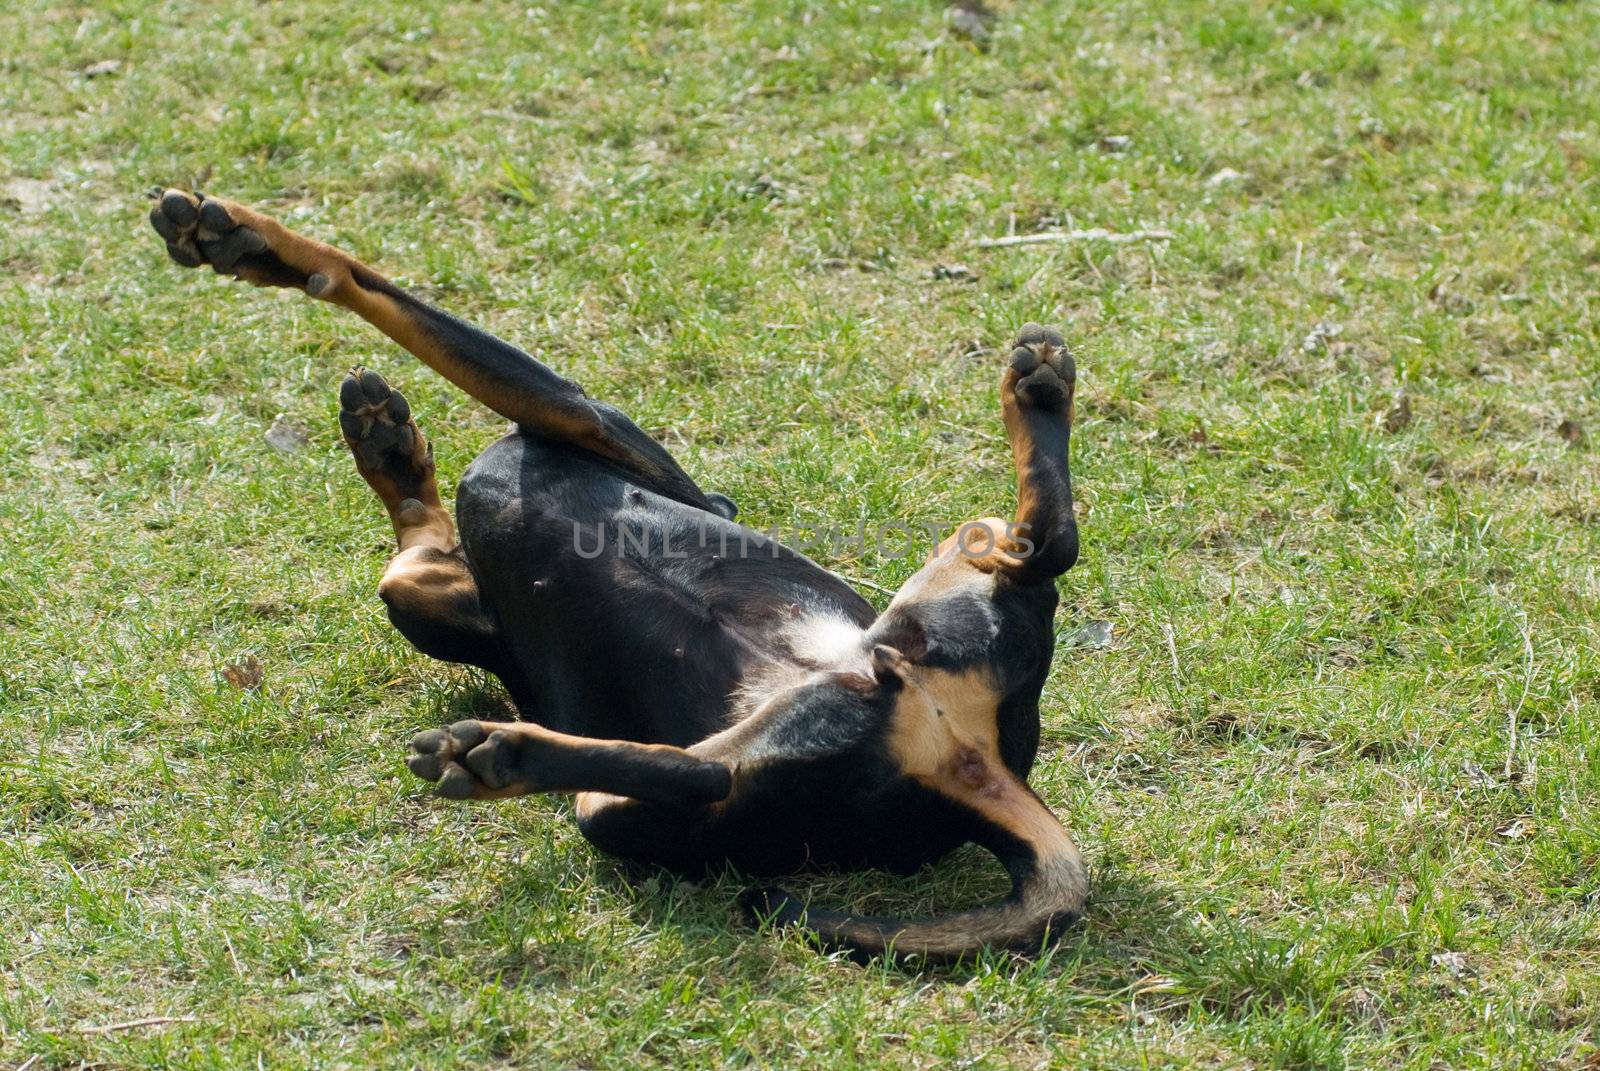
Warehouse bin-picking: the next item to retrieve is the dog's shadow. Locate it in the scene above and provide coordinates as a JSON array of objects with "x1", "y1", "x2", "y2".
[{"x1": 479, "y1": 833, "x2": 1244, "y2": 995}]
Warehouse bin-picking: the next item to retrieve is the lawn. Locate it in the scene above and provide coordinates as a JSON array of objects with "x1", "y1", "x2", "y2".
[{"x1": 3, "y1": 0, "x2": 1599, "y2": 1067}]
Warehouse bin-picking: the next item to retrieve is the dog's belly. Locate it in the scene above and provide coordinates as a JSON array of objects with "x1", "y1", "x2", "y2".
[{"x1": 454, "y1": 433, "x2": 876, "y2": 745}]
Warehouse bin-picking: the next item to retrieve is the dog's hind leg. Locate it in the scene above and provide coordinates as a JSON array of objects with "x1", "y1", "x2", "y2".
[
  {"x1": 337, "y1": 366, "x2": 501, "y2": 672},
  {"x1": 338, "y1": 365, "x2": 449, "y2": 549},
  {"x1": 149, "y1": 189, "x2": 725, "y2": 517}
]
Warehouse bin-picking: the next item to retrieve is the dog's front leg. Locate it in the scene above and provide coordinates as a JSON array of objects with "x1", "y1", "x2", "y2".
[
  {"x1": 997, "y1": 324, "x2": 1079, "y2": 584},
  {"x1": 406, "y1": 720, "x2": 732, "y2": 805},
  {"x1": 564, "y1": 683, "x2": 879, "y2": 871}
]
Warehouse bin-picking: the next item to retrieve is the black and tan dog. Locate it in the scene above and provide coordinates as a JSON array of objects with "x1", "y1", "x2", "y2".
[{"x1": 148, "y1": 189, "x2": 1086, "y2": 960}]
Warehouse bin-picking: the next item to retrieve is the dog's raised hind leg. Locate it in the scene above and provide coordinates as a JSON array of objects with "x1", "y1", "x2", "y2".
[
  {"x1": 338, "y1": 365, "x2": 449, "y2": 551},
  {"x1": 988, "y1": 323, "x2": 1080, "y2": 584},
  {"x1": 335, "y1": 366, "x2": 502, "y2": 672},
  {"x1": 149, "y1": 188, "x2": 724, "y2": 516}
]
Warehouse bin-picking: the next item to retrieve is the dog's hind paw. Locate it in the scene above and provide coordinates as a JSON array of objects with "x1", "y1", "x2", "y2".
[
  {"x1": 338, "y1": 366, "x2": 437, "y2": 506},
  {"x1": 147, "y1": 187, "x2": 362, "y2": 295},
  {"x1": 148, "y1": 188, "x2": 317, "y2": 290}
]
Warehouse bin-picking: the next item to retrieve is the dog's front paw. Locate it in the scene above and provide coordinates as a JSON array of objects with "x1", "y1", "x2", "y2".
[
  {"x1": 406, "y1": 719, "x2": 529, "y2": 800},
  {"x1": 1008, "y1": 323, "x2": 1075, "y2": 414}
]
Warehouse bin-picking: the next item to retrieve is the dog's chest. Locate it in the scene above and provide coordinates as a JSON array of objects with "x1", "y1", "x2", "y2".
[{"x1": 777, "y1": 612, "x2": 869, "y2": 671}]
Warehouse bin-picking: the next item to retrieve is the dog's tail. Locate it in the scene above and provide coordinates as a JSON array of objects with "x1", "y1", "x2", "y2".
[{"x1": 740, "y1": 832, "x2": 1087, "y2": 963}]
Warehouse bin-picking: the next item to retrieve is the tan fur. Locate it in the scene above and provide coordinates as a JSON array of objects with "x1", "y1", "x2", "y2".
[
  {"x1": 779, "y1": 665, "x2": 1090, "y2": 958},
  {"x1": 378, "y1": 546, "x2": 474, "y2": 612},
  {"x1": 930, "y1": 516, "x2": 1028, "y2": 575},
  {"x1": 885, "y1": 666, "x2": 1078, "y2": 870}
]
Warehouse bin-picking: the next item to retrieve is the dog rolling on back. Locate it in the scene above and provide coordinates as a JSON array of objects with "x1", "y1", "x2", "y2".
[{"x1": 149, "y1": 188, "x2": 1086, "y2": 960}]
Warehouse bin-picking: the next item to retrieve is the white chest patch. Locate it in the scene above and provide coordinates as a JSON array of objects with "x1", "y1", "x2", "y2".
[{"x1": 781, "y1": 613, "x2": 869, "y2": 671}]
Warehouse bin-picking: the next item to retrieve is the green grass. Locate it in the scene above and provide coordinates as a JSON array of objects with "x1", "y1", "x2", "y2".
[{"x1": 3, "y1": 0, "x2": 1599, "y2": 1066}]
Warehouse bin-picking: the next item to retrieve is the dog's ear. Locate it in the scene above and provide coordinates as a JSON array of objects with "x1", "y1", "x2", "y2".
[
  {"x1": 870, "y1": 644, "x2": 909, "y2": 691},
  {"x1": 873, "y1": 616, "x2": 929, "y2": 663}
]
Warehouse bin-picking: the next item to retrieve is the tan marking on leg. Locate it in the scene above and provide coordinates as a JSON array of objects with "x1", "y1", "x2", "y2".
[
  {"x1": 1001, "y1": 401, "x2": 1054, "y2": 542},
  {"x1": 193, "y1": 194, "x2": 359, "y2": 286},
  {"x1": 574, "y1": 790, "x2": 627, "y2": 822},
  {"x1": 472, "y1": 720, "x2": 706, "y2": 763},
  {"x1": 391, "y1": 500, "x2": 456, "y2": 553},
  {"x1": 378, "y1": 546, "x2": 474, "y2": 611}
]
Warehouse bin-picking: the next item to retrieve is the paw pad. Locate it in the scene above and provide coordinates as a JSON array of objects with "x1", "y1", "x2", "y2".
[
  {"x1": 406, "y1": 719, "x2": 522, "y2": 799},
  {"x1": 149, "y1": 189, "x2": 267, "y2": 273},
  {"x1": 147, "y1": 187, "x2": 312, "y2": 290},
  {"x1": 338, "y1": 367, "x2": 433, "y2": 494},
  {"x1": 1010, "y1": 322, "x2": 1075, "y2": 411}
]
